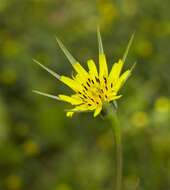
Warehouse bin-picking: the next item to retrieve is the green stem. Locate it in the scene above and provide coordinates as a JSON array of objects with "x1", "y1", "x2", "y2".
[
  {"x1": 106, "y1": 104, "x2": 122, "y2": 190},
  {"x1": 112, "y1": 114, "x2": 122, "y2": 190}
]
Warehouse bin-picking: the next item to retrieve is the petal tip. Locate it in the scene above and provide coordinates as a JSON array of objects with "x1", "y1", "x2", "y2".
[{"x1": 66, "y1": 111, "x2": 74, "y2": 117}]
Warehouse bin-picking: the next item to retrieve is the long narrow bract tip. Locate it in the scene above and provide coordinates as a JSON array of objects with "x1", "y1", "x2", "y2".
[
  {"x1": 130, "y1": 61, "x2": 137, "y2": 71},
  {"x1": 97, "y1": 27, "x2": 104, "y2": 55},
  {"x1": 122, "y1": 32, "x2": 135, "y2": 63},
  {"x1": 55, "y1": 36, "x2": 77, "y2": 65},
  {"x1": 33, "y1": 90, "x2": 60, "y2": 100},
  {"x1": 33, "y1": 59, "x2": 60, "y2": 80}
]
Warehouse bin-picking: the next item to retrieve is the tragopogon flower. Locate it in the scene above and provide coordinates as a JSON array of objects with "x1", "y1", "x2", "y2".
[{"x1": 33, "y1": 29, "x2": 134, "y2": 117}]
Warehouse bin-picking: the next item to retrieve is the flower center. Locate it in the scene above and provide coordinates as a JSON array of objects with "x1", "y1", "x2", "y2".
[{"x1": 78, "y1": 76, "x2": 114, "y2": 106}]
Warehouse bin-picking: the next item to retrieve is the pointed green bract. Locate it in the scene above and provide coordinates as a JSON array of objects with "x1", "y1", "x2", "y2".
[
  {"x1": 122, "y1": 32, "x2": 135, "y2": 63},
  {"x1": 97, "y1": 27, "x2": 104, "y2": 54},
  {"x1": 33, "y1": 90, "x2": 60, "y2": 100},
  {"x1": 97, "y1": 28, "x2": 108, "y2": 77},
  {"x1": 55, "y1": 36, "x2": 77, "y2": 65},
  {"x1": 130, "y1": 61, "x2": 137, "y2": 71},
  {"x1": 33, "y1": 59, "x2": 60, "y2": 79}
]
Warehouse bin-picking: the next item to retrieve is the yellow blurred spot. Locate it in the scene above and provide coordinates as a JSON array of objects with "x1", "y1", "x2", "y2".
[
  {"x1": 122, "y1": 0, "x2": 137, "y2": 17},
  {"x1": 98, "y1": 0, "x2": 117, "y2": 26},
  {"x1": 5, "y1": 175, "x2": 22, "y2": 190},
  {"x1": 135, "y1": 40, "x2": 153, "y2": 57},
  {"x1": 3, "y1": 40, "x2": 22, "y2": 58},
  {"x1": 124, "y1": 175, "x2": 140, "y2": 190},
  {"x1": 55, "y1": 184, "x2": 72, "y2": 190},
  {"x1": 0, "y1": 0, "x2": 8, "y2": 11},
  {"x1": 154, "y1": 97, "x2": 170, "y2": 113},
  {"x1": 97, "y1": 132, "x2": 113, "y2": 150},
  {"x1": 23, "y1": 140, "x2": 39, "y2": 156},
  {"x1": 0, "y1": 68, "x2": 17, "y2": 85},
  {"x1": 131, "y1": 111, "x2": 149, "y2": 128}
]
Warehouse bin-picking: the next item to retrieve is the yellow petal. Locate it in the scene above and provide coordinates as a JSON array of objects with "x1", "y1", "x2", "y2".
[
  {"x1": 60, "y1": 76, "x2": 82, "y2": 91},
  {"x1": 87, "y1": 59, "x2": 98, "y2": 77},
  {"x1": 93, "y1": 105, "x2": 102, "y2": 117},
  {"x1": 99, "y1": 54, "x2": 108, "y2": 79},
  {"x1": 72, "y1": 104, "x2": 96, "y2": 112},
  {"x1": 72, "y1": 104, "x2": 89, "y2": 112},
  {"x1": 66, "y1": 111, "x2": 74, "y2": 117},
  {"x1": 108, "y1": 59, "x2": 123, "y2": 84},
  {"x1": 109, "y1": 95, "x2": 122, "y2": 102},
  {"x1": 58, "y1": 94, "x2": 82, "y2": 105},
  {"x1": 66, "y1": 103, "x2": 96, "y2": 117},
  {"x1": 73, "y1": 62, "x2": 88, "y2": 76},
  {"x1": 115, "y1": 70, "x2": 131, "y2": 91}
]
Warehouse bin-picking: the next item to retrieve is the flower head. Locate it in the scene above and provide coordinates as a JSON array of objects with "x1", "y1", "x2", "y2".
[{"x1": 33, "y1": 29, "x2": 134, "y2": 117}]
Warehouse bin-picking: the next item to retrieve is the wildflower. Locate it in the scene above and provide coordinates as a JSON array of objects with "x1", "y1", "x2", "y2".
[{"x1": 33, "y1": 29, "x2": 134, "y2": 117}]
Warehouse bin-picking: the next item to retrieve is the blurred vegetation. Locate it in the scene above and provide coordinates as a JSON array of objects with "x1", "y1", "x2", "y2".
[{"x1": 0, "y1": 0, "x2": 170, "y2": 190}]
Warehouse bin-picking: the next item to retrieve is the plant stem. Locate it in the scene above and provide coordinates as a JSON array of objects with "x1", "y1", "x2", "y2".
[
  {"x1": 106, "y1": 104, "x2": 122, "y2": 190},
  {"x1": 112, "y1": 114, "x2": 122, "y2": 190}
]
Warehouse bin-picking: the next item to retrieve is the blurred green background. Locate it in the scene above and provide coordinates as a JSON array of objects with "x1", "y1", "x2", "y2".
[{"x1": 0, "y1": 0, "x2": 170, "y2": 190}]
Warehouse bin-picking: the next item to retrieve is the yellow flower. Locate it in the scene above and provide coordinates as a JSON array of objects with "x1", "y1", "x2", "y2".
[{"x1": 33, "y1": 29, "x2": 134, "y2": 117}]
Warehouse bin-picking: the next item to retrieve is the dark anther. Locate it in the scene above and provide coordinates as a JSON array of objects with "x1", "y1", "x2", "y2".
[
  {"x1": 111, "y1": 83, "x2": 113, "y2": 88},
  {"x1": 83, "y1": 95, "x2": 87, "y2": 98},
  {"x1": 99, "y1": 95, "x2": 102, "y2": 99},
  {"x1": 101, "y1": 89, "x2": 104, "y2": 93},
  {"x1": 90, "y1": 98, "x2": 94, "y2": 102},
  {"x1": 103, "y1": 77, "x2": 107, "y2": 83},
  {"x1": 88, "y1": 103, "x2": 92, "y2": 106},
  {"x1": 105, "y1": 95, "x2": 108, "y2": 98},
  {"x1": 105, "y1": 86, "x2": 108, "y2": 90},
  {"x1": 86, "y1": 82, "x2": 90, "y2": 87},
  {"x1": 78, "y1": 91, "x2": 82, "y2": 94},
  {"x1": 83, "y1": 85, "x2": 88, "y2": 90},
  {"x1": 92, "y1": 80, "x2": 94, "y2": 84},
  {"x1": 96, "y1": 102, "x2": 99, "y2": 104},
  {"x1": 88, "y1": 78, "x2": 91, "y2": 82},
  {"x1": 95, "y1": 76, "x2": 100, "y2": 83}
]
